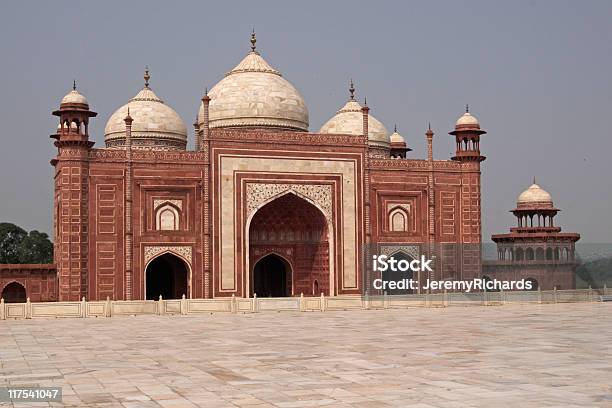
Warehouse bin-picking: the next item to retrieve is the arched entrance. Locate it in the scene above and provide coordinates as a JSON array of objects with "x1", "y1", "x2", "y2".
[
  {"x1": 249, "y1": 192, "x2": 330, "y2": 297},
  {"x1": 1, "y1": 282, "x2": 27, "y2": 303},
  {"x1": 253, "y1": 254, "x2": 290, "y2": 297},
  {"x1": 382, "y1": 252, "x2": 414, "y2": 295},
  {"x1": 145, "y1": 253, "x2": 189, "y2": 300}
]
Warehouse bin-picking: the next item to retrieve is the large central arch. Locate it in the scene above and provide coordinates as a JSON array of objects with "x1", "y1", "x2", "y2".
[
  {"x1": 145, "y1": 253, "x2": 190, "y2": 300},
  {"x1": 247, "y1": 192, "x2": 331, "y2": 297}
]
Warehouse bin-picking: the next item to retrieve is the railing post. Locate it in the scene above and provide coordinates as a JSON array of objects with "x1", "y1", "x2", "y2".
[
  {"x1": 443, "y1": 288, "x2": 448, "y2": 307},
  {"x1": 320, "y1": 292, "x2": 325, "y2": 312},
  {"x1": 553, "y1": 286, "x2": 558, "y2": 303},
  {"x1": 26, "y1": 297, "x2": 32, "y2": 319},
  {"x1": 81, "y1": 296, "x2": 86, "y2": 318},
  {"x1": 604, "y1": 284, "x2": 607, "y2": 296},
  {"x1": 105, "y1": 296, "x2": 111, "y2": 317},
  {"x1": 158, "y1": 295, "x2": 164, "y2": 316},
  {"x1": 588, "y1": 285, "x2": 593, "y2": 302},
  {"x1": 0, "y1": 298, "x2": 4, "y2": 320},
  {"x1": 231, "y1": 294, "x2": 236, "y2": 314},
  {"x1": 300, "y1": 293, "x2": 304, "y2": 312},
  {"x1": 252, "y1": 293, "x2": 257, "y2": 313},
  {"x1": 181, "y1": 294, "x2": 187, "y2": 315},
  {"x1": 383, "y1": 291, "x2": 388, "y2": 309},
  {"x1": 538, "y1": 286, "x2": 542, "y2": 304}
]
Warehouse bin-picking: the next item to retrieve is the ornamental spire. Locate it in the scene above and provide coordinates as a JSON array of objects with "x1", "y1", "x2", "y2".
[
  {"x1": 73, "y1": 79, "x2": 76, "y2": 91},
  {"x1": 465, "y1": 103, "x2": 469, "y2": 113},
  {"x1": 144, "y1": 66, "x2": 150, "y2": 88},
  {"x1": 349, "y1": 78, "x2": 355, "y2": 100},
  {"x1": 250, "y1": 29, "x2": 257, "y2": 52}
]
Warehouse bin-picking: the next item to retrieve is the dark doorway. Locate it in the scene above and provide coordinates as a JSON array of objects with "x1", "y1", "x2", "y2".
[
  {"x1": 253, "y1": 254, "x2": 289, "y2": 297},
  {"x1": 146, "y1": 253, "x2": 189, "y2": 300},
  {"x1": 382, "y1": 252, "x2": 414, "y2": 295},
  {"x1": 2, "y1": 282, "x2": 27, "y2": 303}
]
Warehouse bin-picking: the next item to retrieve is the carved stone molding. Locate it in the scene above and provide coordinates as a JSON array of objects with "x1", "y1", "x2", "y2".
[
  {"x1": 387, "y1": 203, "x2": 411, "y2": 213},
  {"x1": 144, "y1": 245, "x2": 192, "y2": 266},
  {"x1": 378, "y1": 245, "x2": 421, "y2": 260},
  {"x1": 246, "y1": 183, "x2": 332, "y2": 222},
  {"x1": 153, "y1": 199, "x2": 183, "y2": 211}
]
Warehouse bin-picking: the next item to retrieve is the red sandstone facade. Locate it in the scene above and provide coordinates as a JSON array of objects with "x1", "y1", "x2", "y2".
[{"x1": 1, "y1": 39, "x2": 494, "y2": 302}]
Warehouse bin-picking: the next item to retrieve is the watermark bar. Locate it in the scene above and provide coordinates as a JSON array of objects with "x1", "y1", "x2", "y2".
[{"x1": 0, "y1": 387, "x2": 62, "y2": 402}]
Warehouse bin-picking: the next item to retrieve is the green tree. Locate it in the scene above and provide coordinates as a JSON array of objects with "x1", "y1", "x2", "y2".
[
  {"x1": 18, "y1": 230, "x2": 53, "y2": 264},
  {"x1": 0, "y1": 222, "x2": 27, "y2": 263}
]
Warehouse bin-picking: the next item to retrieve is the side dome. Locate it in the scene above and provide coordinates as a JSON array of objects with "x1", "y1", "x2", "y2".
[
  {"x1": 199, "y1": 33, "x2": 309, "y2": 131},
  {"x1": 454, "y1": 106, "x2": 481, "y2": 130},
  {"x1": 60, "y1": 82, "x2": 89, "y2": 109},
  {"x1": 517, "y1": 181, "x2": 554, "y2": 208},
  {"x1": 319, "y1": 82, "x2": 389, "y2": 148},
  {"x1": 104, "y1": 70, "x2": 187, "y2": 150}
]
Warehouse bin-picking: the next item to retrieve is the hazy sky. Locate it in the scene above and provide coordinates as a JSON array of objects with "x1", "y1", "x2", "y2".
[{"x1": 0, "y1": 1, "x2": 610, "y2": 242}]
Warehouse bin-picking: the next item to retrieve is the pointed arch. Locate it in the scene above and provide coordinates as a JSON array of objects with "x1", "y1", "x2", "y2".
[
  {"x1": 155, "y1": 203, "x2": 180, "y2": 231},
  {"x1": 245, "y1": 190, "x2": 334, "y2": 297},
  {"x1": 388, "y1": 207, "x2": 409, "y2": 232}
]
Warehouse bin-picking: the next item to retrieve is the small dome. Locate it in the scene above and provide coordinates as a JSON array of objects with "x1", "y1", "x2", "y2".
[
  {"x1": 456, "y1": 111, "x2": 480, "y2": 127},
  {"x1": 389, "y1": 127, "x2": 405, "y2": 144},
  {"x1": 319, "y1": 98, "x2": 389, "y2": 147},
  {"x1": 517, "y1": 182, "x2": 553, "y2": 207},
  {"x1": 199, "y1": 35, "x2": 308, "y2": 131},
  {"x1": 60, "y1": 86, "x2": 88, "y2": 107},
  {"x1": 104, "y1": 72, "x2": 187, "y2": 150}
]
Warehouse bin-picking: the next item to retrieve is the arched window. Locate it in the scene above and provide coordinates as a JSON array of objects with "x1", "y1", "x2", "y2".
[
  {"x1": 156, "y1": 204, "x2": 180, "y2": 231},
  {"x1": 389, "y1": 207, "x2": 409, "y2": 232},
  {"x1": 515, "y1": 248, "x2": 524, "y2": 261},
  {"x1": 526, "y1": 247, "x2": 535, "y2": 261},
  {"x1": 554, "y1": 247, "x2": 560, "y2": 260},
  {"x1": 546, "y1": 248, "x2": 553, "y2": 260},
  {"x1": 536, "y1": 248, "x2": 545, "y2": 260}
]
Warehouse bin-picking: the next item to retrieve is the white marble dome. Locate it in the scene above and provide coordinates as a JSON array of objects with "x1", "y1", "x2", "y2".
[
  {"x1": 389, "y1": 128, "x2": 405, "y2": 144},
  {"x1": 319, "y1": 98, "x2": 389, "y2": 148},
  {"x1": 199, "y1": 49, "x2": 309, "y2": 131},
  {"x1": 61, "y1": 88, "x2": 88, "y2": 107},
  {"x1": 455, "y1": 111, "x2": 480, "y2": 127},
  {"x1": 104, "y1": 81, "x2": 187, "y2": 150},
  {"x1": 517, "y1": 182, "x2": 553, "y2": 206}
]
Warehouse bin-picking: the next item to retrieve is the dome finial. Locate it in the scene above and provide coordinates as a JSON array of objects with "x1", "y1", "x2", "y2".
[
  {"x1": 533, "y1": 176, "x2": 536, "y2": 185},
  {"x1": 73, "y1": 79, "x2": 77, "y2": 91},
  {"x1": 144, "y1": 66, "x2": 150, "y2": 88},
  {"x1": 465, "y1": 104, "x2": 469, "y2": 113},
  {"x1": 349, "y1": 78, "x2": 355, "y2": 100},
  {"x1": 363, "y1": 96, "x2": 367, "y2": 107},
  {"x1": 428, "y1": 122, "x2": 431, "y2": 131},
  {"x1": 250, "y1": 29, "x2": 257, "y2": 52},
  {"x1": 394, "y1": 124, "x2": 397, "y2": 132}
]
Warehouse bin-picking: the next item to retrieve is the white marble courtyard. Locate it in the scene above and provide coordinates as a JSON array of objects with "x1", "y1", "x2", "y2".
[{"x1": 0, "y1": 302, "x2": 610, "y2": 407}]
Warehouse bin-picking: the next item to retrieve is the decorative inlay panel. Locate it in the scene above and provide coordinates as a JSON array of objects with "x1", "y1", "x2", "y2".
[
  {"x1": 144, "y1": 245, "x2": 192, "y2": 265},
  {"x1": 153, "y1": 199, "x2": 183, "y2": 211},
  {"x1": 379, "y1": 245, "x2": 420, "y2": 260},
  {"x1": 246, "y1": 183, "x2": 332, "y2": 221}
]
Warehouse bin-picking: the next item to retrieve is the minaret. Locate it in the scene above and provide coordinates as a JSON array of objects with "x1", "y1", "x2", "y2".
[
  {"x1": 124, "y1": 107, "x2": 134, "y2": 300},
  {"x1": 449, "y1": 105, "x2": 486, "y2": 162},
  {"x1": 51, "y1": 82, "x2": 97, "y2": 301}
]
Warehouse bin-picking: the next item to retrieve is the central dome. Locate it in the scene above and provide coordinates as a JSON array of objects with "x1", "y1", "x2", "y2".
[{"x1": 199, "y1": 35, "x2": 309, "y2": 131}]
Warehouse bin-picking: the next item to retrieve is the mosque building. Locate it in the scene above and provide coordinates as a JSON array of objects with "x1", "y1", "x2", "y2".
[{"x1": 3, "y1": 33, "x2": 501, "y2": 301}]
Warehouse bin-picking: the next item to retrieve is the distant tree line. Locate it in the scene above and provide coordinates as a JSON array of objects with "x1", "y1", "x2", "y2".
[
  {"x1": 576, "y1": 257, "x2": 612, "y2": 289},
  {"x1": 0, "y1": 223, "x2": 53, "y2": 264}
]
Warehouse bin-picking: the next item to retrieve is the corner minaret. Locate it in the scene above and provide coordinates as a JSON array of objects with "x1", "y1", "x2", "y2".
[
  {"x1": 449, "y1": 105, "x2": 486, "y2": 162},
  {"x1": 51, "y1": 83, "x2": 97, "y2": 301}
]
